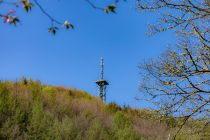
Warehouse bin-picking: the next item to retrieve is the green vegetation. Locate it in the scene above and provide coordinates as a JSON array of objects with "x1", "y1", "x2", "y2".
[{"x1": 0, "y1": 79, "x2": 209, "y2": 140}]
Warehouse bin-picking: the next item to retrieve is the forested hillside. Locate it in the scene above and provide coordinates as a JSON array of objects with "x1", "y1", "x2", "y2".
[{"x1": 0, "y1": 79, "x2": 209, "y2": 140}]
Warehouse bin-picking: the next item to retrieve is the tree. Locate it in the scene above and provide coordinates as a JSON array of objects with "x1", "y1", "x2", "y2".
[
  {"x1": 137, "y1": 0, "x2": 209, "y2": 44},
  {"x1": 140, "y1": 42, "x2": 210, "y2": 132},
  {"x1": 137, "y1": 0, "x2": 210, "y2": 138},
  {"x1": 0, "y1": 0, "x2": 121, "y2": 34}
]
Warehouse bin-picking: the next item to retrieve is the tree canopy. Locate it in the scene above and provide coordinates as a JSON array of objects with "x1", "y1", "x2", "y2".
[
  {"x1": 137, "y1": 0, "x2": 209, "y2": 44},
  {"x1": 138, "y1": 0, "x2": 210, "y2": 138}
]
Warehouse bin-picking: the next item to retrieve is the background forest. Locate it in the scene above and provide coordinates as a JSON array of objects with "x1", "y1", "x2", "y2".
[{"x1": 0, "y1": 79, "x2": 209, "y2": 140}]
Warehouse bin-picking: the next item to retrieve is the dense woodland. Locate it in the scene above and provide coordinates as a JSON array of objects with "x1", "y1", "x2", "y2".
[{"x1": 0, "y1": 79, "x2": 209, "y2": 140}]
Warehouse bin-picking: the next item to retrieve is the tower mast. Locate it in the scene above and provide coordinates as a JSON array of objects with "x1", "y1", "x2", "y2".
[{"x1": 96, "y1": 57, "x2": 109, "y2": 102}]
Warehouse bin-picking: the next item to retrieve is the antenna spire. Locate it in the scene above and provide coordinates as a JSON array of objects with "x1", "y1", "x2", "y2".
[
  {"x1": 100, "y1": 57, "x2": 104, "y2": 79},
  {"x1": 96, "y1": 57, "x2": 109, "y2": 102}
]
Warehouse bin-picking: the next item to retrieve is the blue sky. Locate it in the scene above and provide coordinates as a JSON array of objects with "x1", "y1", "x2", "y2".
[{"x1": 0, "y1": 0, "x2": 176, "y2": 108}]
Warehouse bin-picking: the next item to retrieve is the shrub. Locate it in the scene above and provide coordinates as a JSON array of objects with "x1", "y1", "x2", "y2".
[
  {"x1": 27, "y1": 101, "x2": 53, "y2": 140},
  {"x1": 111, "y1": 111, "x2": 144, "y2": 140},
  {"x1": 86, "y1": 120, "x2": 110, "y2": 140},
  {"x1": 104, "y1": 102, "x2": 122, "y2": 113}
]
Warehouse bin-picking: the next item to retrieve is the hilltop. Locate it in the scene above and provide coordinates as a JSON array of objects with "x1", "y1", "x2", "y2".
[{"x1": 0, "y1": 78, "x2": 209, "y2": 140}]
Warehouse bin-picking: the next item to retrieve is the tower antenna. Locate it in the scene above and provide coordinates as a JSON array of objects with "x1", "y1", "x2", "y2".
[{"x1": 96, "y1": 57, "x2": 109, "y2": 102}]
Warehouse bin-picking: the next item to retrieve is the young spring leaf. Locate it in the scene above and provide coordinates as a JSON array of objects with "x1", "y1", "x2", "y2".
[
  {"x1": 63, "y1": 20, "x2": 74, "y2": 29},
  {"x1": 5, "y1": 16, "x2": 20, "y2": 26},
  {"x1": 104, "y1": 5, "x2": 116, "y2": 14},
  {"x1": 48, "y1": 27, "x2": 58, "y2": 35},
  {"x1": 21, "y1": 0, "x2": 33, "y2": 12}
]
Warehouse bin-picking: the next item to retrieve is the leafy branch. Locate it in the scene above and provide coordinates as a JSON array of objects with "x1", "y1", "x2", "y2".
[{"x1": 0, "y1": 0, "x2": 122, "y2": 34}]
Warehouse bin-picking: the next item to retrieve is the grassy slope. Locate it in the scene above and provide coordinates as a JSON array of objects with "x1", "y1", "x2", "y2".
[{"x1": 0, "y1": 79, "x2": 209, "y2": 140}]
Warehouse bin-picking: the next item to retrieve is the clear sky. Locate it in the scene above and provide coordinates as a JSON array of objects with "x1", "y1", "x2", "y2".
[{"x1": 0, "y1": 0, "x2": 176, "y2": 108}]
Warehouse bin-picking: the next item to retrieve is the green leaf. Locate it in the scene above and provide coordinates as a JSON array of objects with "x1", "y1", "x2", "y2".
[
  {"x1": 104, "y1": 5, "x2": 116, "y2": 14},
  {"x1": 21, "y1": 0, "x2": 33, "y2": 12},
  {"x1": 48, "y1": 27, "x2": 58, "y2": 35},
  {"x1": 63, "y1": 20, "x2": 74, "y2": 29},
  {"x1": 7, "y1": 16, "x2": 20, "y2": 26}
]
